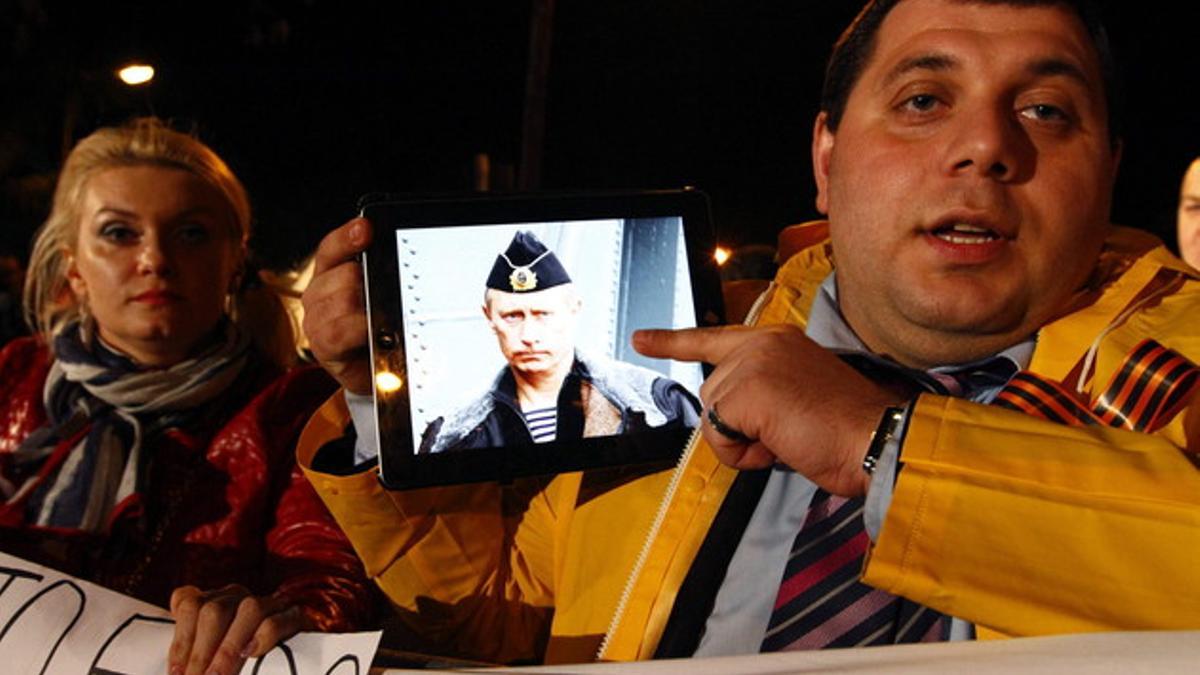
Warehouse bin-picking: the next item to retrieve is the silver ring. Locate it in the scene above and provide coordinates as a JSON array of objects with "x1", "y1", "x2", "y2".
[{"x1": 706, "y1": 404, "x2": 753, "y2": 443}]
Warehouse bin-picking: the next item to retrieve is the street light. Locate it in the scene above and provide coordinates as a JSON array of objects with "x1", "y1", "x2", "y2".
[{"x1": 116, "y1": 63, "x2": 155, "y2": 86}]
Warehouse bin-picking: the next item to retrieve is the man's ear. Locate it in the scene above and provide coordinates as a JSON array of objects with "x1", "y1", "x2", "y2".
[
  {"x1": 812, "y1": 112, "x2": 836, "y2": 216},
  {"x1": 482, "y1": 303, "x2": 502, "y2": 336}
]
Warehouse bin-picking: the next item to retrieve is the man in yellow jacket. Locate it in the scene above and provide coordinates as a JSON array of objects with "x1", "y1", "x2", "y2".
[{"x1": 299, "y1": 0, "x2": 1200, "y2": 665}]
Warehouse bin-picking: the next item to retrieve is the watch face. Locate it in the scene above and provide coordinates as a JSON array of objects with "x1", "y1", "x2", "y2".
[{"x1": 863, "y1": 405, "x2": 906, "y2": 475}]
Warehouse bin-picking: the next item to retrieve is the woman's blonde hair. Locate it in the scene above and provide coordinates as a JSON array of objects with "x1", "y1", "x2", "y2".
[{"x1": 24, "y1": 117, "x2": 297, "y2": 367}]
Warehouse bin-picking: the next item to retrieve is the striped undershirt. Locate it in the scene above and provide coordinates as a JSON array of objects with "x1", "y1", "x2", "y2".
[{"x1": 522, "y1": 406, "x2": 557, "y2": 443}]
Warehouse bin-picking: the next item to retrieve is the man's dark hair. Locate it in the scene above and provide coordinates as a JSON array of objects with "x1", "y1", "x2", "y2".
[{"x1": 819, "y1": 0, "x2": 1122, "y2": 146}]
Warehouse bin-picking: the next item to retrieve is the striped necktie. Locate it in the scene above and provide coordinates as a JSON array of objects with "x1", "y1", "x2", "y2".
[{"x1": 760, "y1": 355, "x2": 1017, "y2": 651}]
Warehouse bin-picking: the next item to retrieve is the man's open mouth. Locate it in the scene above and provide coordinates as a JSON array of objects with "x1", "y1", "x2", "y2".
[{"x1": 931, "y1": 223, "x2": 1003, "y2": 245}]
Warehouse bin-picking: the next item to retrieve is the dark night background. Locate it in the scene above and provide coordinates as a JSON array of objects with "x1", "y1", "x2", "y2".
[{"x1": 2, "y1": 0, "x2": 1198, "y2": 271}]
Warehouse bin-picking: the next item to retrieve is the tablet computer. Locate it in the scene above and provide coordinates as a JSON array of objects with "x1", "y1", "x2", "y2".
[{"x1": 361, "y1": 189, "x2": 724, "y2": 490}]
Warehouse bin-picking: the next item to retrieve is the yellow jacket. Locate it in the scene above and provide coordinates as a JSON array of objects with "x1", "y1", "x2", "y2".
[{"x1": 298, "y1": 224, "x2": 1200, "y2": 664}]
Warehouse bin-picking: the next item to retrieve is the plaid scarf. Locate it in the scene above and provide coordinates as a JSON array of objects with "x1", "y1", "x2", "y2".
[{"x1": 1, "y1": 320, "x2": 250, "y2": 533}]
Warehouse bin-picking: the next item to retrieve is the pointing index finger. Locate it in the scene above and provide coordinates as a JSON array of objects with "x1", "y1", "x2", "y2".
[{"x1": 632, "y1": 325, "x2": 755, "y2": 365}]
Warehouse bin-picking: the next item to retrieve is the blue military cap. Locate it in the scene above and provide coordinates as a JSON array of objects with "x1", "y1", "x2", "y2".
[{"x1": 486, "y1": 231, "x2": 571, "y2": 293}]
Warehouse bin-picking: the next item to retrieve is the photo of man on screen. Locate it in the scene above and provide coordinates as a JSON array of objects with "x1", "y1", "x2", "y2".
[{"x1": 417, "y1": 230, "x2": 701, "y2": 454}]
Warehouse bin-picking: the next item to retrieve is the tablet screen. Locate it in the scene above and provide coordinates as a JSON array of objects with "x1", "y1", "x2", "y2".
[{"x1": 361, "y1": 190, "x2": 723, "y2": 489}]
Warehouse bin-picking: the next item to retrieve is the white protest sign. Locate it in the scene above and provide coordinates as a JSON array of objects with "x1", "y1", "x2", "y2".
[{"x1": 0, "y1": 551, "x2": 380, "y2": 674}]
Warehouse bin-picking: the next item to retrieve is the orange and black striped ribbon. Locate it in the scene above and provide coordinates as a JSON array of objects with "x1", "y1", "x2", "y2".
[{"x1": 993, "y1": 339, "x2": 1200, "y2": 434}]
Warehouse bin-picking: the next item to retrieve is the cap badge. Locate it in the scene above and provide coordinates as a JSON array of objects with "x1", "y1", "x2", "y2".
[
  {"x1": 501, "y1": 250, "x2": 551, "y2": 292},
  {"x1": 510, "y1": 267, "x2": 537, "y2": 291}
]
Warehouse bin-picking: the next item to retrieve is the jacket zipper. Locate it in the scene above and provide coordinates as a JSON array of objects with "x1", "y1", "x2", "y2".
[
  {"x1": 596, "y1": 282, "x2": 776, "y2": 660},
  {"x1": 595, "y1": 422, "x2": 702, "y2": 661}
]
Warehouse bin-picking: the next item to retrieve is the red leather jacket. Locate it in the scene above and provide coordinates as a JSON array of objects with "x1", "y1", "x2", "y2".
[{"x1": 0, "y1": 337, "x2": 371, "y2": 631}]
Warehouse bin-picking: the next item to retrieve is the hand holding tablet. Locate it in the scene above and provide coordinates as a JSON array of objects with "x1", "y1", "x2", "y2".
[{"x1": 304, "y1": 217, "x2": 375, "y2": 396}]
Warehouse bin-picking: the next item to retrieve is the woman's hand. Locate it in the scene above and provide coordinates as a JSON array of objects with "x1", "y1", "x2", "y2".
[{"x1": 168, "y1": 584, "x2": 313, "y2": 675}]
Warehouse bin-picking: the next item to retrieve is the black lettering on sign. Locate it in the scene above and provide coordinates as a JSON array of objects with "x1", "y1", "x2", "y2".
[{"x1": 0, "y1": 574, "x2": 86, "y2": 675}]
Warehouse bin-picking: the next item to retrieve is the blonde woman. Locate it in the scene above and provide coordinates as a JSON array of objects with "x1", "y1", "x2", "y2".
[{"x1": 0, "y1": 119, "x2": 370, "y2": 675}]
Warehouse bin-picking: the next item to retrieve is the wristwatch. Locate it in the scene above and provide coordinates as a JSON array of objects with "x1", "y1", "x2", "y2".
[{"x1": 862, "y1": 405, "x2": 907, "y2": 476}]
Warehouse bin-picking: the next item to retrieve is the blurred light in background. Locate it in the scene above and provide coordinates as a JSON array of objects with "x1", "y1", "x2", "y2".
[
  {"x1": 376, "y1": 371, "x2": 404, "y2": 393},
  {"x1": 117, "y1": 64, "x2": 155, "y2": 86},
  {"x1": 713, "y1": 246, "x2": 732, "y2": 266}
]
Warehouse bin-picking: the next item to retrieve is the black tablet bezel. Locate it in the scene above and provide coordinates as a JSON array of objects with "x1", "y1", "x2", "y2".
[{"x1": 360, "y1": 189, "x2": 724, "y2": 490}]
